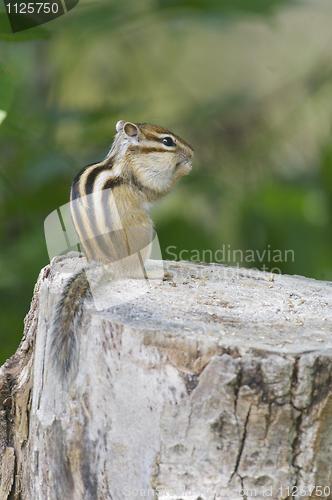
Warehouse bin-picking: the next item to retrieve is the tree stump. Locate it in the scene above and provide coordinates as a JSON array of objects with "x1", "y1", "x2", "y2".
[{"x1": 1, "y1": 252, "x2": 332, "y2": 500}]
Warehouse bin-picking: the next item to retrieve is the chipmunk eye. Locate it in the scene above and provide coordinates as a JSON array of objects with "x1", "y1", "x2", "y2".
[{"x1": 162, "y1": 137, "x2": 175, "y2": 147}]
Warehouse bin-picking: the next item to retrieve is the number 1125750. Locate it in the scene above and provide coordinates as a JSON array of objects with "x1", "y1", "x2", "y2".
[{"x1": 6, "y1": 3, "x2": 59, "y2": 14}]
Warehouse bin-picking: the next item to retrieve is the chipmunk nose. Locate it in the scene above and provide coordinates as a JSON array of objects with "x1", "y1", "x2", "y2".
[
  {"x1": 185, "y1": 146, "x2": 194, "y2": 159},
  {"x1": 180, "y1": 149, "x2": 194, "y2": 161}
]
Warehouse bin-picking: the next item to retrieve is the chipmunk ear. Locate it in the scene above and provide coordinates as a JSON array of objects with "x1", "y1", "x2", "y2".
[
  {"x1": 116, "y1": 120, "x2": 126, "y2": 133},
  {"x1": 123, "y1": 122, "x2": 139, "y2": 137}
]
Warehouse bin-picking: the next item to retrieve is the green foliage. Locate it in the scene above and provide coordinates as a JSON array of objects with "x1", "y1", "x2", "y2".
[
  {"x1": 0, "y1": 63, "x2": 14, "y2": 123},
  {"x1": 0, "y1": 0, "x2": 332, "y2": 365},
  {"x1": 155, "y1": 0, "x2": 293, "y2": 16}
]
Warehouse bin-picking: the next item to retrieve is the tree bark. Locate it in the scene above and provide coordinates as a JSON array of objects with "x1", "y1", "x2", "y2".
[{"x1": 1, "y1": 252, "x2": 332, "y2": 500}]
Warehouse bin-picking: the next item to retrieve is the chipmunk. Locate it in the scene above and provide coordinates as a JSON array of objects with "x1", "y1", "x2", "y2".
[{"x1": 50, "y1": 120, "x2": 194, "y2": 379}]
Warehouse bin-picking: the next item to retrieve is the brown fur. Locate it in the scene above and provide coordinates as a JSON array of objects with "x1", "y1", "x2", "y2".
[{"x1": 50, "y1": 121, "x2": 194, "y2": 379}]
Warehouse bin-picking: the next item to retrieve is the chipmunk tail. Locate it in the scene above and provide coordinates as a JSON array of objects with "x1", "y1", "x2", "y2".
[{"x1": 49, "y1": 268, "x2": 91, "y2": 380}]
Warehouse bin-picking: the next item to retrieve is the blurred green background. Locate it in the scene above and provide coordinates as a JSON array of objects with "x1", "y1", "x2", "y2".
[{"x1": 1, "y1": 0, "x2": 332, "y2": 364}]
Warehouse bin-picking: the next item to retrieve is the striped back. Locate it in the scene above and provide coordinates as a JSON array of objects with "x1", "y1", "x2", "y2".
[{"x1": 69, "y1": 121, "x2": 193, "y2": 267}]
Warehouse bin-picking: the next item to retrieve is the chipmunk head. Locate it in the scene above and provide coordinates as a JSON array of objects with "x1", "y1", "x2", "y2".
[{"x1": 114, "y1": 120, "x2": 194, "y2": 194}]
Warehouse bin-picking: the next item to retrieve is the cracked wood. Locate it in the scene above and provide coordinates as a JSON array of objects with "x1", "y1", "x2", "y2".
[{"x1": 0, "y1": 253, "x2": 332, "y2": 499}]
